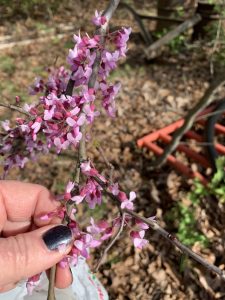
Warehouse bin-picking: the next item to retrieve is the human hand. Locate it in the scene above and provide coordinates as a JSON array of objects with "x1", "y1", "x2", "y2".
[{"x1": 0, "y1": 180, "x2": 73, "y2": 293}]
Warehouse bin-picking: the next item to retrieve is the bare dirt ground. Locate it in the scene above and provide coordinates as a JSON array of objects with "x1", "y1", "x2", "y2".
[{"x1": 1, "y1": 1, "x2": 225, "y2": 299}]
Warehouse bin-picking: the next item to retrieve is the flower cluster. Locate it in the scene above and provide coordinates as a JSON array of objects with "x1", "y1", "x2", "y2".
[
  {"x1": 0, "y1": 16, "x2": 131, "y2": 176},
  {"x1": 0, "y1": 9, "x2": 153, "y2": 295}
]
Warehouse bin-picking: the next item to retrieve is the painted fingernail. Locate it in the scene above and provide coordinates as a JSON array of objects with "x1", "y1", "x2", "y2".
[{"x1": 42, "y1": 225, "x2": 73, "y2": 251}]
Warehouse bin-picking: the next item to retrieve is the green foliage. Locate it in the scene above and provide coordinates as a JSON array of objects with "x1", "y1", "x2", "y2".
[
  {"x1": 0, "y1": 56, "x2": 15, "y2": 75},
  {"x1": 169, "y1": 34, "x2": 186, "y2": 53},
  {"x1": 0, "y1": 0, "x2": 63, "y2": 20},
  {"x1": 87, "y1": 199, "x2": 107, "y2": 220},
  {"x1": 153, "y1": 28, "x2": 186, "y2": 53},
  {"x1": 166, "y1": 200, "x2": 208, "y2": 247},
  {"x1": 191, "y1": 157, "x2": 225, "y2": 203},
  {"x1": 176, "y1": 6, "x2": 185, "y2": 18},
  {"x1": 168, "y1": 157, "x2": 225, "y2": 249},
  {"x1": 203, "y1": 2, "x2": 225, "y2": 66}
]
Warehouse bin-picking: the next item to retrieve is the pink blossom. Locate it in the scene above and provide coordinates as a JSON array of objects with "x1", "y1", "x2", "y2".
[
  {"x1": 130, "y1": 230, "x2": 148, "y2": 249},
  {"x1": 83, "y1": 103, "x2": 100, "y2": 124},
  {"x1": 115, "y1": 27, "x2": 132, "y2": 56},
  {"x1": 44, "y1": 106, "x2": 55, "y2": 121},
  {"x1": 71, "y1": 194, "x2": 85, "y2": 204},
  {"x1": 109, "y1": 183, "x2": 119, "y2": 195},
  {"x1": 59, "y1": 257, "x2": 69, "y2": 268},
  {"x1": 67, "y1": 46, "x2": 79, "y2": 68},
  {"x1": 54, "y1": 137, "x2": 70, "y2": 153},
  {"x1": 31, "y1": 117, "x2": 42, "y2": 134},
  {"x1": 15, "y1": 95, "x2": 20, "y2": 103},
  {"x1": 66, "y1": 181, "x2": 75, "y2": 193},
  {"x1": 87, "y1": 217, "x2": 108, "y2": 234},
  {"x1": 121, "y1": 191, "x2": 136, "y2": 210},
  {"x1": 67, "y1": 127, "x2": 82, "y2": 146},
  {"x1": 74, "y1": 234, "x2": 93, "y2": 258},
  {"x1": 79, "y1": 179, "x2": 102, "y2": 209},
  {"x1": 135, "y1": 216, "x2": 156, "y2": 230},
  {"x1": 23, "y1": 103, "x2": 35, "y2": 113},
  {"x1": 64, "y1": 181, "x2": 75, "y2": 200},
  {"x1": 80, "y1": 161, "x2": 98, "y2": 176},
  {"x1": 70, "y1": 106, "x2": 80, "y2": 116},
  {"x1": 1, "y1": 120, "x2": 10, "y2": 131},
  {"x1": 102, "y1": 50, "x2": 120, "y2": 74},
  {"x1": 82, "y1": 87, "x2": 95, "y2": 103},
  {"x1": 100, "y1": 82, "x2": 121, "y2": 117},
  {"x1": 92, "y1": 10, "x2": 107, "y2": 26},
  {"x1": 101, "y1": 227, "x2": 113, "y2": 240},
  {"x1": 26, "y1": 274, "x2": 41, "y2": 295},
  {"x1": 14, "y1": 155, "x2": 28, "y2": 168},
  {"x1": 29, "y1": 77, "x2": 44, "y2": 95}
]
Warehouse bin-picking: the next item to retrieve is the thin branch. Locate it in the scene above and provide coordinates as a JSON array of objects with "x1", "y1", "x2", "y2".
[
  {"x1": 91, "y1": 175, "x2": 225, "y2": 280},
  {"x1": 94, "y1": 212, "x2": 126, "y2": 272},
  {"x1": 197, "y1": 107, "x2": 225, "y2": 120},
  {"x1": 47, "y1": 266, "x2": 56, "y2": 300},
  {"x1": 151, "y1": 74, "x2": 225, "y2": 168},
  {"x1": 210, "y1": 0, "x2": 224, "y2": 75},
  {"x1": 124, "y1": 209, "x2": 225, "y2": 280},
  {"x1": 0, "y1": 102, "x2": 31, "y2": 117},
  {"x1": 120, "y1": 2, "x2": 153, "y2": 45},
  {"x1": 96, "y1": 145, "x2": 115, "y2": 183},
  {"x1": 144, "y1": 14, "x2": 202, "y2": 60},
  {"x1": 163, "y1": 102, "x2": 225, "y2": 121},
  {"x1": 47, "y1": 1, "x2": 121, "y2": 299}
]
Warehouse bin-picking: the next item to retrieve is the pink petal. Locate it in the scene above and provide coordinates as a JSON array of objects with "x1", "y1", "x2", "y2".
[
  {"x1": 70, "y1": 107, "x2": 80, "y2": 116},
  {"x1": 74, "y1": 240, "x2": 83, "y2": 251},
  {"x1": 77, "y1": 114, "x2": 86, "y2": 126},
  {"x1": 66, "y1": 181, "x2": 75, "y2": 193},
  {"x1": 129, "y1": 191, "x2": 136, "y2": 201},
  {"x1": 66, "y1": 117, "x2": 76, "y2": 127},
  {"x1": 71, "y1": 195, "x2": 84, "y2": 204}
]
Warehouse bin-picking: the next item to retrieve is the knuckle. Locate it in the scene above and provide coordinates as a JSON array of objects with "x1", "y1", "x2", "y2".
[{"x1": 10, "y1": 234, "x2": 30, "y2": 278}]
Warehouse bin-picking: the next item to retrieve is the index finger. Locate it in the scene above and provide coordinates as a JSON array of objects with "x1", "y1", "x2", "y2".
[{"x1": 0, "y1": 180, "x2": 60, "y2": 235}]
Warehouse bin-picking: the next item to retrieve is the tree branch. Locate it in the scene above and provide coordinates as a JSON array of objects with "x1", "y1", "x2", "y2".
[
  {"x1": 96, "y1": 145, "x2": 115, "y2": 184},
  {"x1": 94, "y1": 212, "x2": 126, "y2": 272},
  {"x1": 47, "y1": 1, "x2": 121, "y2": 299},
  {"x1": 91, "y1": 175, "x2": 225, "y2": 281},
  {"x1": 0, "y1": 102, "x2": 31, "y2": 117},
  {"x1": 151, "y1": 74, "x2": 225, "y2": 168},
  {"x1": 144, "y1": 14, "x2": 202, "y2": 60},
  {"x1": 119, "y1": 2, "x2": 153, "y2": 45}
]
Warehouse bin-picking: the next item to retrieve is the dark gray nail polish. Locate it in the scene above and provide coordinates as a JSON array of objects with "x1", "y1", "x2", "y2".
[{"x1": 42, "y1": 225, "x2": 73, "y2": 251}]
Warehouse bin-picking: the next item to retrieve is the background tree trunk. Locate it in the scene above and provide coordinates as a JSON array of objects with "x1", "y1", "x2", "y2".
[{"x1": 157, "y1": 0, "x2": 197, "y2": 31}]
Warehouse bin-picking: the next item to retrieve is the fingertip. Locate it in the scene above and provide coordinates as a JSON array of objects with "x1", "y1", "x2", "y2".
[{"x1": 55, "y1": 264, "x2": 73, "y2": 289}]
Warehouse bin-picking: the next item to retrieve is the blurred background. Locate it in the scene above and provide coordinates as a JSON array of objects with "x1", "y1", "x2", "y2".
[{"x1": 1, "y1": 1, "x2": 225, "y2": 299}]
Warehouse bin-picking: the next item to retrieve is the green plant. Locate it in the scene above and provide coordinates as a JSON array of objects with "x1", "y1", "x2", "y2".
[
  {"x1": 0, "y1": 0, "x2": 63, "y2": 21},
  {"x1": 166, "y1": 200, "x2": 208, "y2": 247},
  {"x1": 169, "y1": 34, "x2": 186, "y2": 53},
  {"x1": 191, "y1": 157, "x2": 225, "y2": 203},
  {"x1": 153, "y1": 28, "x2": 186, "y2": 53},
  {"x1": 169, "y1": 156, "x2": 225, "y2": 249},
  {"x1": 176, "y1": 6, "x2": 185, "y2": 18},
  {"x1": 0, "y1": 56, "x2": 16, "y2": 75}
]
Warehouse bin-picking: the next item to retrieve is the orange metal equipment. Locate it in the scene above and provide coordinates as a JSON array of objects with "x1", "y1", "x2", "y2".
[{"x1": 137, "y1": 106, "x2": 225, "y2": 183}]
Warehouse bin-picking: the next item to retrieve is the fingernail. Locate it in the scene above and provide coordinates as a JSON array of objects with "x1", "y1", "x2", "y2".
[
  {"x1": 69, "y1": 267, "x2": 74, "y2": 285},
  {"x1": 42, "y1": 225, "x2": 73, "y2": 251}
]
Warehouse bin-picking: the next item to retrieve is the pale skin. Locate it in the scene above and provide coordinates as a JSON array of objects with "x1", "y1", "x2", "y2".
[{"x1": 0, "y1": 180, "x2": 73, "y2": 293}]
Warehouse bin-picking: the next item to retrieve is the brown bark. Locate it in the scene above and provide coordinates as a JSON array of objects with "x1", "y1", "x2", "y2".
[
  {"x1": 157, "y1": 0, "x2": 197, "y2": 31},
  {"x1": 145, "y1": 14, "x2": 201, "y2": 59}
]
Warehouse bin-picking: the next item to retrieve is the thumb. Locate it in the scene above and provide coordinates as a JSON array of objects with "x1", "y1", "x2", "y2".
[{"x1": 0, "y1": 225, "x2": 73, "y2": 286}]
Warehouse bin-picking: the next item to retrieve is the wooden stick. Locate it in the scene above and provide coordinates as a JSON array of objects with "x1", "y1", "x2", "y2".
[
  {"x1": 120, "y1": 2, "x2": 153, "y2": 45},
  {"x1": 151, "y1": 74, "x2": 225, "y2": 168},
  {"x1": 145, "y1": 14, "x2": 202, "y2": 59}
]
